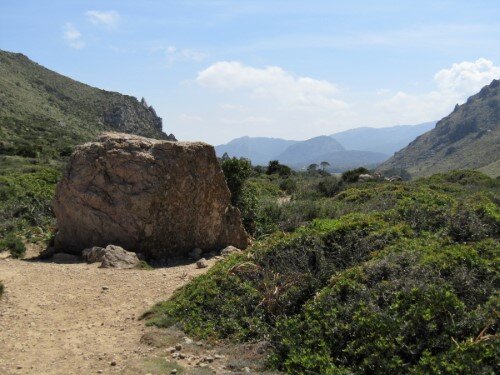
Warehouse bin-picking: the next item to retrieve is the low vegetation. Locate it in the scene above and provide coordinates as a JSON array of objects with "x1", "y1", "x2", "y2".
[
  {"x1": 0, "y1": 157, "x2": 61, "y2": 257},
  {"x1": 146, "y1": 168, "x2": 499, "y2": 373}
]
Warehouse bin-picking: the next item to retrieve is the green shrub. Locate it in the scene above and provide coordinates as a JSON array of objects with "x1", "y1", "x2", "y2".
[
  {"x1": 271, "y1": 240, "x2": 499, "y2": 374},
  {"x1": 341, "y1": 167, "x2": 370, "y2": 182},
  {"x1": 220, "y1": 157, "x2": 253, "y2": 206},
  {"x1": 0, "y1": 233, "x2": 26, "y2": 258},
  {"x1": 317, "y1": 176, "x2": 342, "y2": 197},
  {"x1": 279, "y1": 178, "x2": 298, "y2": 195}
]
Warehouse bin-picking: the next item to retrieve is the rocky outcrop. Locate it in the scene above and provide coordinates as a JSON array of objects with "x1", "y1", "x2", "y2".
[
  {"x1": 53, "y1": 132, "x2": 250, "y2": 259},
  {"x1": 102, "y1": 98, "x2": 176, "y2": 141}
]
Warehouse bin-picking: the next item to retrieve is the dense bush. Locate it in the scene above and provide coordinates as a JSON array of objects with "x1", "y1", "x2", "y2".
[
  {"x1": 220, "y1": 157, "x2": 253, "y2": 206},
  {"x1": 0, "y1": 165, "x2": 60, "y2": 242},
  {"x1": 341, "y1": 167, "x2": 370, "y2": 182},
  {"x1": 0, "y1": 233, "x2": 26, "y2": 258},
  {"x1": 271, "y1": 239, "x2": 499, "y2": 373}
]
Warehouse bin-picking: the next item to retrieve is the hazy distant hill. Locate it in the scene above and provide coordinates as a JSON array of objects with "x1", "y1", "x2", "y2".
[
  {"x1": 276, "y1": 136, "x2": 345, "y2": 166},
  {"x1": 0, "y1": 50, "x2": 174, "y2": 159},
  {"x1": 379, "y1": 80, "x2": 500, "y2": 177},
  {"x1": 215, "y1": 136, "x2": 298, "y2": 165},
  {"x1": 215, "y1": 122, "x2": 433, "y2": 170},
  {"x1": 330, "y1": 122, "x2": 436, "y2": 155}
]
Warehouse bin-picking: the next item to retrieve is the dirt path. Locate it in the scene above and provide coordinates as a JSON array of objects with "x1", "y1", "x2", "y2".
[{"x1": 0, "y1": 250, "x2": 215, "y2": 375}]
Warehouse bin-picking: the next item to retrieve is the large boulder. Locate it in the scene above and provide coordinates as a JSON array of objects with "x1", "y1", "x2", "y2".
[{"x1": 53, "y1": 132, "x2": 250, "y2": 259}]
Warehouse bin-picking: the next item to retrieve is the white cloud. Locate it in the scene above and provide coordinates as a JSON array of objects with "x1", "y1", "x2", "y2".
[
  {"x1": 376, "y1": 58, "x2": 500, "y2": 123},
  {"x1": 86, "y1": 10, "x2": 120, "y2": 27},
  {"x1": 63, "y1": 23, "x2": 85, "y2": 49},
  {"x1": 196, "y1": 61, "x2": 347, "y2": 111},
  {"x1": 434, "y1": 58, "x2": 500, "y2": 95}
]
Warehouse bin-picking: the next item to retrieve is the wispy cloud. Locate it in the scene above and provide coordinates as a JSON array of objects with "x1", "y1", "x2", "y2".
[
  {"x1": 63, "y1": 23, "x2": 85, "y2": 49},
  {"x1": 152, "y1": 45, "x2": 207, "y2": 65},
  {"x1": 86, "y1": 10, "x2": 120, "y2": 27}
]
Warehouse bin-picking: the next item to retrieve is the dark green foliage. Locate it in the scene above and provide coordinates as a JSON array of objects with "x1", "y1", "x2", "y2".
[
  {"x1": 220, "y1": 157, "x2": 253, "y2": 206},
  {"x1": 0, "y1": 164, "x2": 61, "y2": 243},
  {"x1": 341, "y1": 167, "x2": 370, "y2": 182},
  {"x1": 146, "y1": 170, "x2": 499, "y2": 373},
  {"x1": 279, "y1": 178, "x2": 298, "y2": 195},
  {"x1": 0, "y1": 233, "x2": 26, "y2": 258},
  {"x1": 271, "y1": 240, "x2": 499, "y2": 374},
  {"x1": 266, "y1": 160, "x2": 292, "y2": 177},
  {"x1": 317, "y1": 176, "x2": 342, "y2": 197}
]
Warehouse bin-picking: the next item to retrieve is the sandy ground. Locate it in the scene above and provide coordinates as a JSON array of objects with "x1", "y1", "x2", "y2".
[{"x1": 0, "y1": 248, "x2": 216, "y2": 375}]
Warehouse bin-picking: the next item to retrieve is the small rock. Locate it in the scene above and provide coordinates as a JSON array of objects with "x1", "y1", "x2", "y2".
[
  {"x1": 244, "y1": 367, "x2": 251, "y2": 373},
  {"x1": 102, "y1": 286, "x2": 109, "y2": 291},
  {"x1": 220, "y1": 245, "x2": 242, "y2": 257},
  {"x1": 175, "y1": 344, "x2": 182, "y2": 351},
  {"x1": 196, "y1": 258, "x2": 208, "y2": 269},
  {"x1": 171, "y1": 369, "x2": 178, "y2": 374},
  {"x1": 110, "y1": 361, "x2": 116, "y2": 366},
  {"x1": 167, "y1": 347, "x2": 176, "y2": 353},
  {"x1": 204, "y1": 356, "x2": 214, "y2": 363}
]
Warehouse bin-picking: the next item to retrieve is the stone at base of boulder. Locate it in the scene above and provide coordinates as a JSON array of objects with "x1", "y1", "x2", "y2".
[
  {"x1": 220, "y1": 246, "x2": 242, "y2": 257},
  {"x1": 82, "y1": 245, "x2": 141, "y2": 269},
  {"x1": 196, "y1": 258, "x2": 208, "y2": 269}
]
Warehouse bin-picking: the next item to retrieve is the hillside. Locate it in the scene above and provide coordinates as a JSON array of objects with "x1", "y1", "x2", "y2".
[
  {"x1": 330, "y1": 121, "x2": 435, "y2": 155},
  {"x1": 0, "y1": 50, "x2": 175, "y2": 160},
  {"x1": 379, "y1": 80, "x2": 500, "y2": 177},
  {"x1": 276, "y1": 135, "x2": 344, "y2": 166},
  {"x1": 215, "y1": 136, "x2": 298, "y2": 165}
]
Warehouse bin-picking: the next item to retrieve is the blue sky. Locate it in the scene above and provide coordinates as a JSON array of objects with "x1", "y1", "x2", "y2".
[{"x1": 1, "y1": 0, "x2": 499, "y2": 144}]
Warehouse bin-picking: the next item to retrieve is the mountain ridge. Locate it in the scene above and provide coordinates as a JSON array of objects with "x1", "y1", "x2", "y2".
[
  {"x1": 379, "y1": 79, "x2": 500, "y2": 177},
  {"x1": 215, "y1": 122, "x2": 435, "y2": 170},
  {"x1": 0, "y1": 50, "x2": 175, "y2": 160}
]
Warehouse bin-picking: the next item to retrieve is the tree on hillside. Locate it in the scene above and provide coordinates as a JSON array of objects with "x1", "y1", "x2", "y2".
[
  {"x1": 267, "y1": 160, "x2": 292, "y2": 177},
  {"x1": 307, "y1": 163, "x2": 319, "y2": 174},
  {"x1": 320, "y1": 161, "x2": 330, "y2": 171}
]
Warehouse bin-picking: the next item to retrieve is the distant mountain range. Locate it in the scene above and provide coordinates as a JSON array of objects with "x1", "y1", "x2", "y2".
[
  {"x1": 216, "y1": 122, "x2": 436, "y2": 171},
  {"x1": 379, "y1": 79, "x2": 500, "y2": 177},
  {"x1": 330, "y1": 122, "x2": 436, "y2": 155},
  {"x1": 0, "y1": 50, "x2": 175, "y2": 160}
]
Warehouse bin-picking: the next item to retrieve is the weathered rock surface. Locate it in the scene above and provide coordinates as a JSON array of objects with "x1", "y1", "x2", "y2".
[
  {"x1": 53, "y1": 132, "x2": 250, "y2": 259},
  {"x1": 99, "y1": 245, "x2": 140, "y2": 269}
]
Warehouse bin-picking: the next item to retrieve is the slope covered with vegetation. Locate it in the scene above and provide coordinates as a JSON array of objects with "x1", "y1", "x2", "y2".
[
  {"x1": 146, "y1": 168, "x2": 499, "y2": 374},
  {"x1": 380, "y1": 80, "x2": 500, "y2": 178}
]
